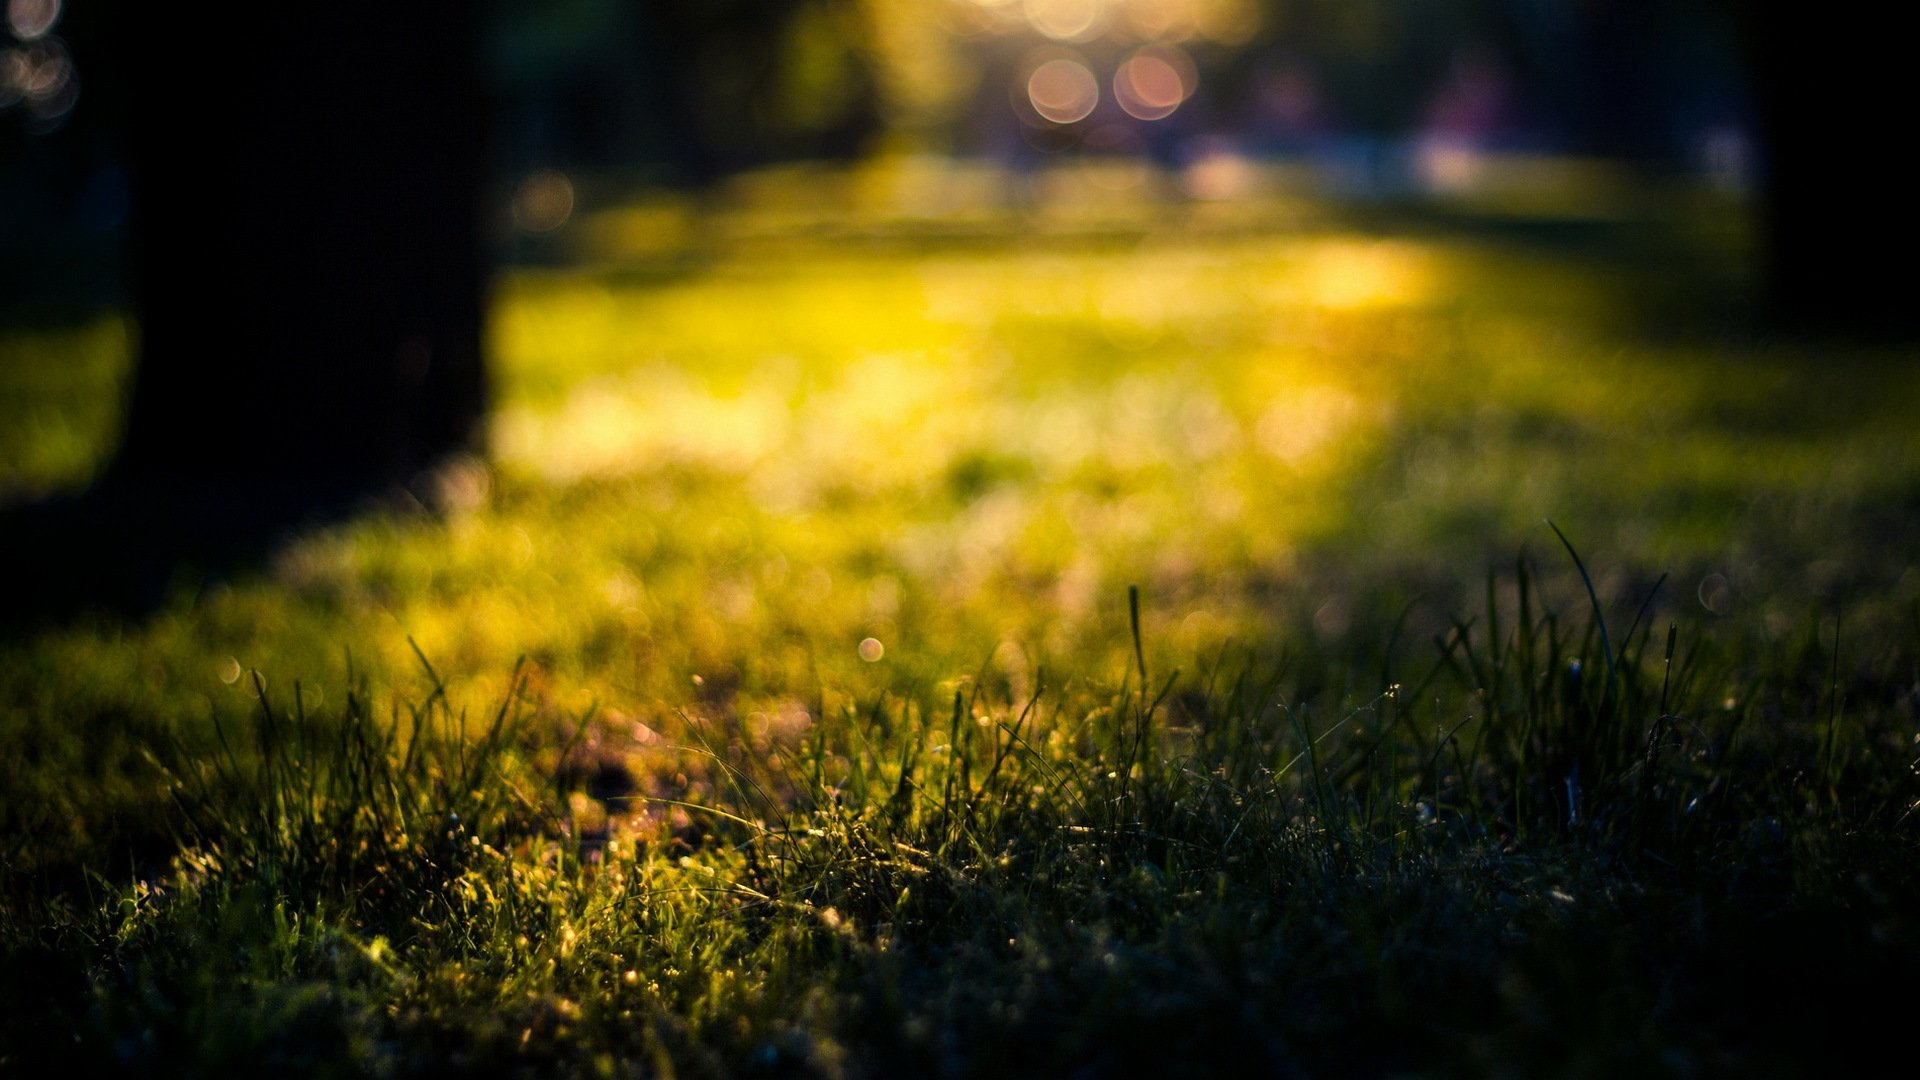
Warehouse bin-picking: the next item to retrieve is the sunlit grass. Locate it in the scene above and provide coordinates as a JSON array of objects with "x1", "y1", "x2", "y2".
[
  {"x1": 4, "y1": 173, "x2": 1919, "y2": 1074},
  {"x1": 6, "y1": 179, "x2": 1916, "y2": 809},
  {"x1": 0, "y1": 315, "x2": 130, "y2": 498},
  {"x1": 8, "y1": 183, "x2": 1919, "y2": 770}
]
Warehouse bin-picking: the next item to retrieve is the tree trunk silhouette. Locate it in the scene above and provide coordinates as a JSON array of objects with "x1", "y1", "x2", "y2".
[
  {"x1": 2, "y1": 6, "x2": 490, "y2": 623},
  {"x1": 108, "y1": 4, "x2": 490, "y2": 510},
  {"x1": 1749, "y1": 10, "x2": 1917, "y2": 337}
]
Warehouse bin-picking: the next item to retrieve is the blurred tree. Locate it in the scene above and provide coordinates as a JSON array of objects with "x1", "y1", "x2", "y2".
[
  {"x1": 488, "y1": 0, "x2": 884, "y2": 186},
  {"x1": 633, "y1": 0, "x2": 882, "y2": 184},
  {"x1": 1292, "y1": 0, "x2": 1463, "y2": 135},
  {"x1": 1748, "y1": 7, "x2": 1917, "y2": 336},
  {"x1": 492, "y1": 0, "x2": 659, "y2": 174},
  {"x1": 103, "y1": 3, "x2": 490, "y2": 513}
]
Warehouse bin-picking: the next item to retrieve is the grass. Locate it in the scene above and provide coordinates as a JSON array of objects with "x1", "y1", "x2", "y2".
[
  {"x1": 0, "y1": 316, "x2": 129, "y2": 499},
  {"x1": 3, "y1": 165, "x2": 1919, "y2": 1074}
]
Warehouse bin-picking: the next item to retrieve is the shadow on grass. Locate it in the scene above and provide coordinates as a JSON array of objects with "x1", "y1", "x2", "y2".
[{"x1": 0, "y1": 471, "x2": 446, "y2": 634}]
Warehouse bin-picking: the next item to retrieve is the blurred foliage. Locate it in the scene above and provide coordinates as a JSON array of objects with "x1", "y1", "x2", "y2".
[
  {"x1": 494, "y1": 0, "x2": 885, "y2": 180},
  {"x1": 481, "y1": 0, "x2": 1747, "y2": 176}
]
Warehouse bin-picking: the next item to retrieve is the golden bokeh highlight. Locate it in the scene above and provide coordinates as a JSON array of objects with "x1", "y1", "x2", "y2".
[{"x1": 1022, "y1": 0, "x2": 1105, "y2": 42}]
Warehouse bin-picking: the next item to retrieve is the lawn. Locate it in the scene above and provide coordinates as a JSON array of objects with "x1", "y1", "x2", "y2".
[{"x1": 4, "y1": 165, "x2": 1918, "y2": 1075}]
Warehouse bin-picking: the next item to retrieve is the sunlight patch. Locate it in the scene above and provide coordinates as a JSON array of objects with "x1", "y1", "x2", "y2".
[{"x1": 1296, "y1": 239, "x2": 1435, "y2": 311}]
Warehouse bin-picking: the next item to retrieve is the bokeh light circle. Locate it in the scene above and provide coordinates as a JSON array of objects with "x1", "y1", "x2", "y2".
[
  {"x1": 1023, "y1": 0, "x2": 1104, "y2": 42},
  {"x1": 1026, "y1": 57, "x2": 1099, "y2": 125},
  {"x1": 512, "y1": 170, "x2": 575, "y2": 234},
  {"x1": 1114, "y1": 46, "x2": 1196, "y2": 122},
  {"x1": 5, "y1": 0, "x2": 60, "y2": 42}
]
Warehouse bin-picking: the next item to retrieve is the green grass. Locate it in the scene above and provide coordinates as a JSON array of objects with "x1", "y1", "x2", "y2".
[
  {"x1": 0, "y1": 316, "x2": 130, "y2": 498},
  {"x1": 4, "y1": 169, "x2": 1920, "y2": 1074}
]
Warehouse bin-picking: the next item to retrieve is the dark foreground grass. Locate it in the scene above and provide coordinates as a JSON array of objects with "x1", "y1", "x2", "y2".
[{"x1": 4, "y1": 560, "x2": 1917, "y2": 1076}]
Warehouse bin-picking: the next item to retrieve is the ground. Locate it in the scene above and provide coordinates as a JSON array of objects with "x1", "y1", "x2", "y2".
[{"x1": 3, "y1": 163, "x2": 1918, "y2": 1075}]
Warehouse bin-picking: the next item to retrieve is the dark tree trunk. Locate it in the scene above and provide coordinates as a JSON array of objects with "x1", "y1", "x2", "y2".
[
  {"x1": 1748, "y1": 8, "x2": 1918, "y2": 337},
  {"x1": 2, "y1": 5, "x2": 491, "y2": 623},
  {"x1": 108, "y1": 3, "x2": 490, "y2": 509}
]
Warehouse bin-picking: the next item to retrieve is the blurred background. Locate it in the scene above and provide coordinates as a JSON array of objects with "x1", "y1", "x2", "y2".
[
  {"x1": 478, "y1": 0, "x2": 1752, "y2": 203},
  {"x1": 0, "y1": 0, "x2": 1778, "y2": 513},
  {"x1": 6, "y1": 0, "x2": 1762, "y2": 299},
  {"x1": 2, "y1": 1, "x2": 1915, "y2": 710}
]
